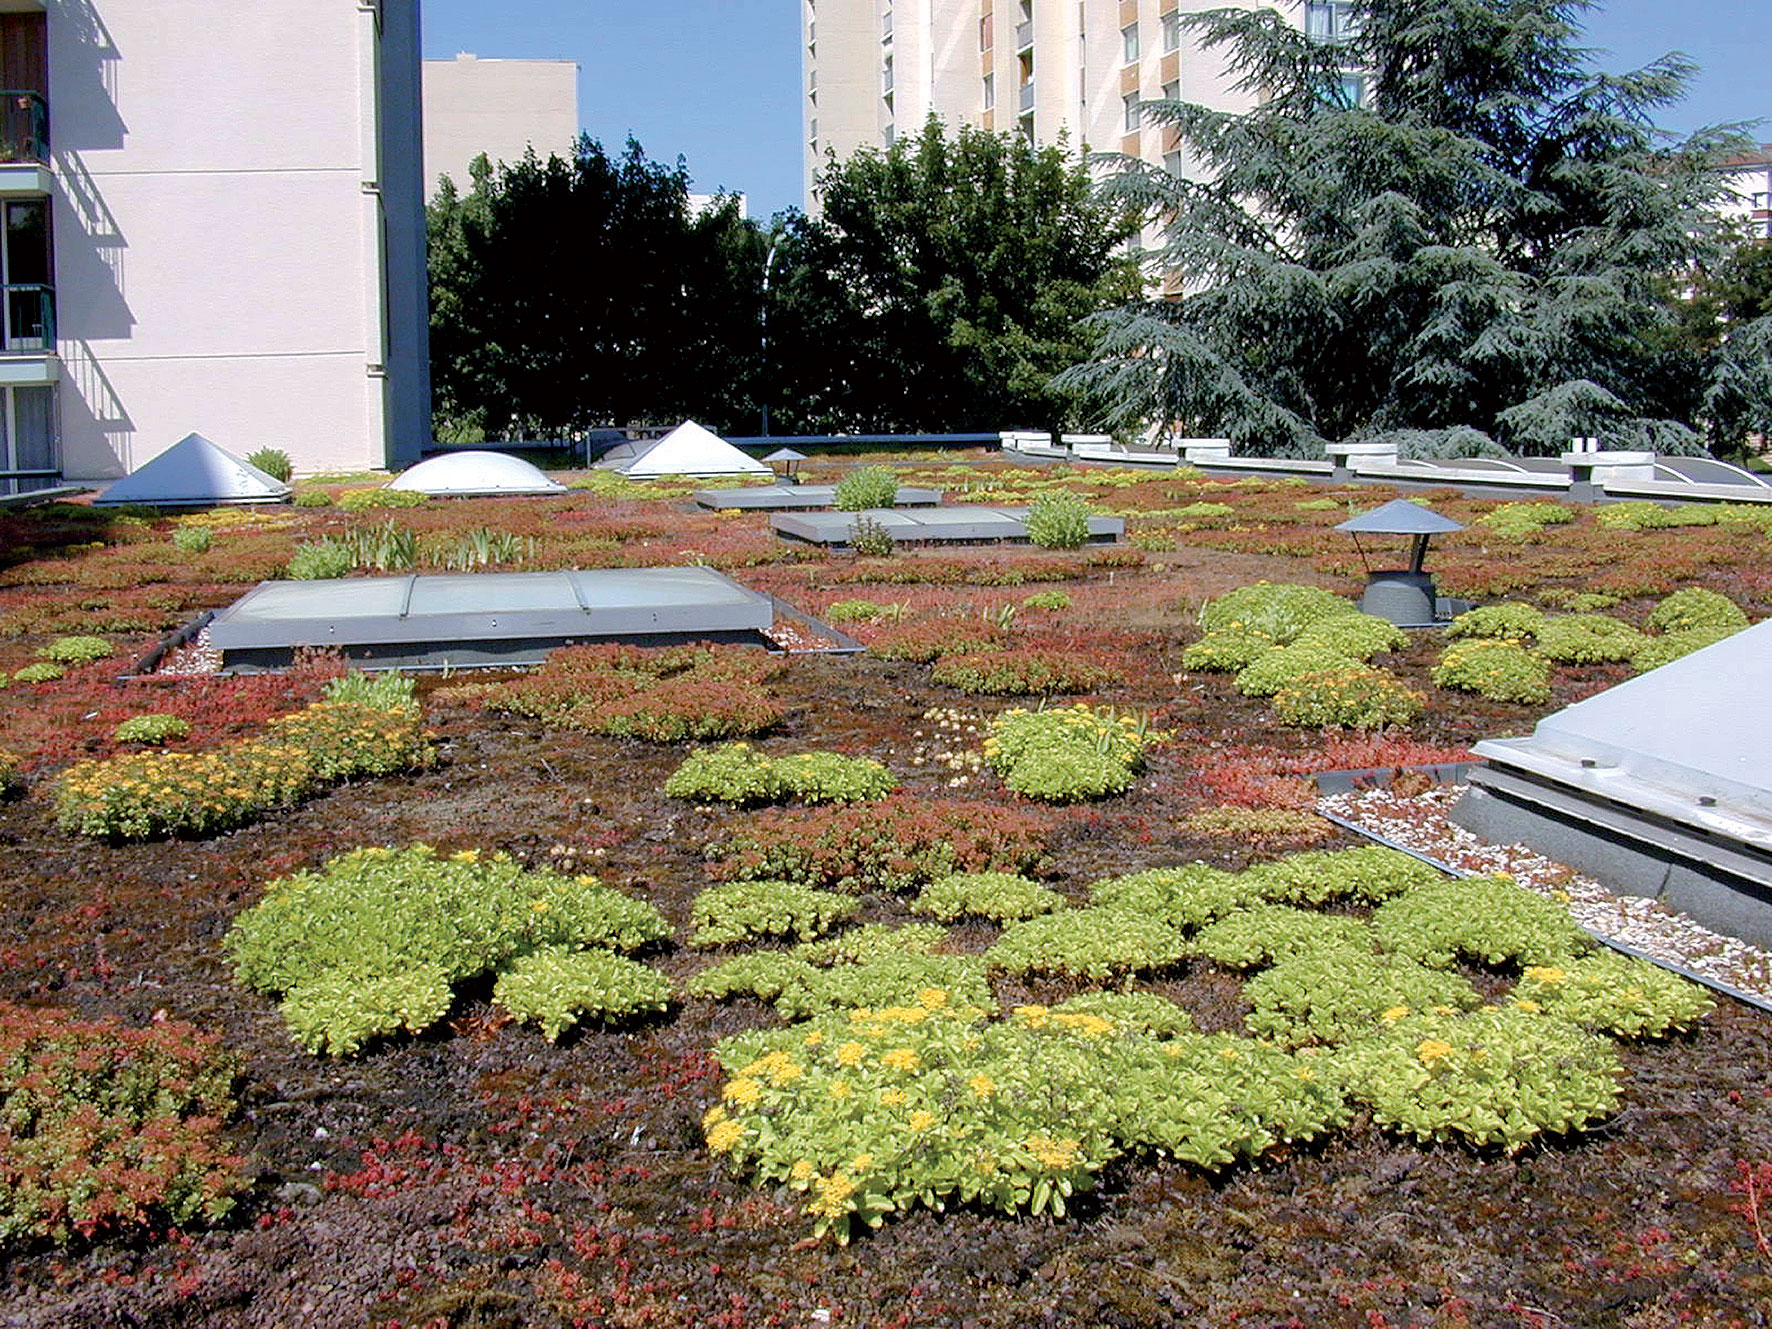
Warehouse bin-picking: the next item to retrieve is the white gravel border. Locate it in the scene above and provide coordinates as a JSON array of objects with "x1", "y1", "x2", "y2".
[{"x1": 1320, "y1": 783, "x2": 1772, "y2": 1007}]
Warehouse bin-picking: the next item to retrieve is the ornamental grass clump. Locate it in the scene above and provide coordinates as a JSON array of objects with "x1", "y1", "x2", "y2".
[
  {"x1": 930, "y1": 648, "x2": 1120, "y2": 697},
  {"x1": 1533, "y1": 613, "x2": 1645, "y2": 664},
  {"x1": 1338, "y1": 1005, "x2": 1621, "y2": 1152},
  {"x1": 833, "y1": 466, "x2": 898, "y2": 511},
  {"x1": 0, "y1": 1003, "x2": 244, "y2": 1247},
  {"x1": 1432, "y1": 639, "x2": 1551, "y2": 705},
  {"x1": 1271, "y1": 663, "x2": 1425, "y2": 730},
  {"x1": 912, "y1": 871, "x2": 1067, "y2": 923},
  {"x1": 689, "y1": 881, "x2": 860, "y2": 948},
  {"x1": 1512, "y1": 954, "x2": 1714, "y2": 1038},
  {"x1": 705, "y1": 795, "x2": 1049, "y2": 894},
  {"x1": 1446, "y1": 601, "x2": 1545, "y2": 641},
  {"x1": 1243, "y1": 951, "x2": 1483, "y2": 1047},
  {"x1": 983, "y1": 703, "x2": 1160, "y2": 803},
  {"x1": 1024, "y1": 492, "x2": 1094, "y2": 549},
  {"x1": 986, "y1": 907, "x2": 1187, "y2": 980},
  {"x1": 1233, "y1": 642, "x2": 1363, "y2": 698},
  {"x1": 664, "y1": 743, "x2": 897, "y2": 805},
  {"x1": 226, "y1": 844, "x2": 670, "y2": 1054},
  {"x1": 1192, "y1": 904, "x2": 1373, "y2": 970},
  {"x1": 1372, "y1": 876, "x2": 1591, "y2": 970}
]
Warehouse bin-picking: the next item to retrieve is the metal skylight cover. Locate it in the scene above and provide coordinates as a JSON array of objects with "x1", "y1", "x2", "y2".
[
  {"x1": 387, "y1": 450, "x2": 566, "y2": 496},
  {"x1": 95, "y1": 433, "x2": 291, "y2": 506}
]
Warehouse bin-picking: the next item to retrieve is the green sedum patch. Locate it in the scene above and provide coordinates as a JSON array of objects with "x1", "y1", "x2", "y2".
[
  {"x1": 1513, "y1": 954, "x2": 1714, "y2": 1038},
  {"x1": 1534, "y1": 613, "x2": 1645, "y2": 664},
  {"x1": 1024, "y1": 491, "x2": 1094, "y2": 549},
  {"x1": 111, "y1": 713, "x2": 193, "y2": 746},
  {"x1": 1339, "y1": 1005, "x2": 1621, "y2": 1152},
  {"x1": 1243, "y1": 951, "x2": 1482, "y2": 1047},
  {"x1": 833, "y1": 466, "x2": 898, "y2": 511},
  {"x1": 1180, "y1": 629, "x2": 1278, "y2": 673},
  {"x1": 665, "y1": 743, "x2": 897, "y2": 806},
  {"x1": 38, "y1": 634, "x2": 113, "y2": 665},
  {"x1": 1272, "y1": 664, "x2": 1425, "y2": 729},
  {"x1": 1371, "y1": 876, "x2": 1592, "y2": 969},
  {"x1": 912, "y1": 872, "x2": 1067, "y2": 923},
  {"x1": 492, "y1": 946, "x2": 672, "y2": 1041},
  {"x1": 1191, "y1": 904, "x2": 1372, "y2": 970},
  {"x1": 226, "y1": 844, "x2": 669, "y2": 1055},
  {"x1": 1290, "y1": 612, "x2": 1409, "y2": 661},
  {"x1": 983, "y1": 703, "x2": 1159, "y2": 802},
  {"x1": 689, "y1": 881, "x2": 859, "y2": 948},
  {"x1": 1243, "y1": 845, "x2": 1445, "y2": 907},
  {"x1": 986, "y1": 907, "x2": 1187, "y2": 980},
  {"x1": 1647, "y1": 587, "x2": 1748, "y2": 635},
  {"x1": 1197, "y1": 582, "x2": 1353, "y2": 643},
  {"x1": 1432, "y1": 639, "x2": 1551, "y2": 704},
  {"x1": 1446, "y1": 601, "x2": 1545, "y2": 641},
  {"x1": 1234, "y1": 642, "x2": 1363, "y2": 698},
  {"x1": 1087, "y1": 863, "x2": 1254, "y2": 929},
  {"x1": 1631, "y1": 625, "x2": 1740, "y2": 674}
]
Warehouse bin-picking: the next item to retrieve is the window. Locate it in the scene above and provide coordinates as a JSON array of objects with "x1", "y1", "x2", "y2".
[
  {"x1": 983, "y1": 72, "x2": 995, "y2": 109},
  {"x1": 979, "y1": 12, "x2": 992, "y2": 49},
  {"x1": 1122, "y1": 23, "x2": 1138, "y2": 63},
  {"x1": 1162, "y1": 11, "x2": 1181, "y2": 52},
  {"x1": 1306, "y1": 1, "x2": 1360, "y2": 43},
  {"x1": 1, "y1": 199, "x2": 50, "y2": 353},
  {"x1": 1337, "y1": 72, "x2": 1367, "y2": 107},
  {"x1": 1161, "y1": 78, "x2": 1179, "y2": 103},
  {"x1": 0, "y1": 385, "x2": 57, "y2": 495},
  {"x1": 882, "y1": 54, "x2": 893, "y2": 94},
  {"x1": 884, "y1": 122, "x2": 896, "y2": 146},
  {"x1": 809, "y1": 117, "x2": 818, "y2": 143},
  {"x1": 881, "y1": 8, "x2": 892, "y2": 41},
  {"x1": 1163, "y1": 150, "x2": 1184, "y2": 176},
  {"x1": 1123, "y1": 92, "x2": 1142, "y2": 132}
]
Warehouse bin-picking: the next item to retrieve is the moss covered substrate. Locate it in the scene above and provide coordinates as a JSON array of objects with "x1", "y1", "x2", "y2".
[{"x1": 0, "y1": 603, "x2": 1767, "y2": 1326}]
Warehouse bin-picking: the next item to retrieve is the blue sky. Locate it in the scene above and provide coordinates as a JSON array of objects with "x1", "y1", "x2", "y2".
[{"x1": 420, "y1": 0, "x2": 1770, "y2": 222}]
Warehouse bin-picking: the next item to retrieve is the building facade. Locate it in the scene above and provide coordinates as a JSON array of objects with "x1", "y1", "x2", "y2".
[
  {"x1": 421, "y1": 53, "x2": 579, "y2": 198},
  {"x1": 1720, "y1": 147, "x2": 1771, "y2": 242},
  {"x1": 802, "y1": 0, "x2": 1341, "y2": 207},
  {"x1": 0, "y1": 0, "x2": 430, "y2": 494}
]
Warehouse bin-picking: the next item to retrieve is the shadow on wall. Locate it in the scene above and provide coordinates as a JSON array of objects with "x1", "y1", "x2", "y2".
[{"x1": 58, "y1": 340, "x2": 134, "y2": 478}]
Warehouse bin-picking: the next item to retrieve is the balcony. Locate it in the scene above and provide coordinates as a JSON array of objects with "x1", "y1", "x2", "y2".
[
  {"x1": 1016, "y1": 19, "x2": 1033, "y2": 50},
  {"x1": 1018, "y1": 81, "x2": 1034, "y2": 112},
  {"x1": 0, "y1": 92, "x2": 49, "y2": 197},
  {"x1": 0, "y1": 283, "x2": 53, "y2": 360}
]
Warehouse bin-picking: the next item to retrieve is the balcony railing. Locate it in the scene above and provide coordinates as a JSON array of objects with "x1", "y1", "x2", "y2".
[
  {"x1": 1016, "y1": 19, "x2": 1033, "y2": 50},
  {"x1": 0, "y1": 92, "x2": 47, "y2": 165},
  {"x1": 2, "y1": 284, "x2": 54, "y2": 353},
  {"x1": 1018, "y1": 81, "x2": 1035, "y2": 112}
]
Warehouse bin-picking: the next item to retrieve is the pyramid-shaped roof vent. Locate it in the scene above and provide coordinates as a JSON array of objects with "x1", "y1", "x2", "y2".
[
  {"x1": 94, "y1": 433, "x2": 291, "y2": 507},
  {"x1": 600, "y1": 421, "x2": 770, "y2": 478}
]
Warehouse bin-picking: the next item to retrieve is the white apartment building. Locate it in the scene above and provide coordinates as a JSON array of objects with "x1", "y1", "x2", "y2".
[
  {"x1": 0, "y1": 0, "x2": 430, "y2": 494},
  {"x1": 422, "y1": 53, "x2": 580, "y2": 198},
  {"x1": 802, "y1": 0, "x2": 1350, "y2": 206},
  {"x1": 1720, "y1": 147, "x2": 1771, "y2": 241}
]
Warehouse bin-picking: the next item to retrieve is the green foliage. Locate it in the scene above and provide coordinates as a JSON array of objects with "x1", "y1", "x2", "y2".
[
  {"x1": 0, "y1": 1002, "x2": 243, "y2": 1246},
  {"x1": 1065, "y1": 2, "x2": 1734, "y2": 455},
  {"x1": 1594, "y1": 501, "x2": 1685, "y2": 532},
  {"x1": 226, "y1": 844, "x2": 669, "y2": 1054},
  {"x1": 790, "y1": 923, "x2": 950, "y2": 966},
  {"x1": 664, "y1": 743, "x2": 897, "y2": 806},
  {"x1": 1049, "y1": 990, "x2": 1195, "y2": 1036},
  {"x1": 293, "y1": 487, "x2": 335, "y2": 508},
  {"x1": 1647, "y1": 587, "x2": 1748, "y2": 635},
  {"x1": 912, "y1": 872, "x2": 1068, "y2": 924},
  {"x1": 766, "y1": 118, "x2": 1140, "y2": 436},
  {"x1": 286, "y1": 539, "x2": 353, "y2": 580},
  {"x1": 1197, "y1": 582, "x2": 1352, "y2": 643},
  {"x1": 824, "y1": 598, "x2": 888, "y2": 623},
  {"x1": 706, "y1": 998, "x2": 1342, "y2": 1242},
  {"x1": 9, "y1": 662, "x2": 62, "y2": 683},
  {"x1": 986, "y1": 907, "x2": 1187, "y2": 980},
  {"x1": 1534, "y1": 614, "x2": 1646, "y2": 664},
  {"x1": 111, "y1": 713, "x2": 192, "y2": 746},
  {"x1": 688, "y1": 950, "x2": 814, "y2": 1004},
  {"x1": 1024, "y1": 492, "x2": 1093, "y2": 550},
  {"x1": 1243, "y1": 951, "x2": 1482, "y2": 1047},
  {"x1": 1513, "y1": 955, "x2": 1714, "y2": 1038},
  {"x1": 847, "y1": 515, "x2": 896, "y2": 557},
  {"x1": 1432, "y1": 639, "x2": 1551, "y2": 704},
  {"x1": 689, "y1": 881, "x2": 859, "y2": 948},
  {"x1": 930, "y1": 649, "x2": 1119, "y2": 696},
  {"x1": 772, "y1": 953, "x2": 994, "y2": 1021},
  {"x1": 1290, "y1": 612, "x2": 1409, "y2": 661},
  {"x1": 1233, "y1": 642, "x2": 1362, "y2": 698},
  {"x1": 1339, "y1": 1006, "x2": 1622, "y2": 1152},
  {"x1": 1446, "y1": 602, "x2": 1545, "y2": 641},
  {"x1": 1372, "y1": 877, "x2": 1591, "y2": 969},
  {"x1": 1180, "y1": 629, "x2": 1278, "y2": 672},
  {"x1": 39, "y1": 635, "x2": 111, "y2": 665},
  {"x1": 0, "y1": 749, "x2": 19, "y2": 796},
  {"x1": 1244, "y1": 845, "x2": 1445, "y2": 907},
  {"x1": 171, "y1": 524, "x2": 214, "y2": 554},
  {"x1": 336, "y1": 486, "x2": 430, "y2": 511},
  {"x1": 1020, "y1": 590, "x2": 1071, "y2": 612},
  {"x1": 1631, "y1": 625, "x2": 1739, "y2": 674},
  {"x1": 492, "y1": 946, "x2": 672, "y2": 1041},
  {"x1": 244, "y1": 448, "x2": 294, "y2": 482},
  {"x1": 1473, "y1": 503, "x2": 1575, "y2": 539},
  {"x1": 1087, "y1": 863, "x2": 1254, "y2": 929},
  {"x1": 1271, "y1": 664, "x2": 1425, "y2": 730},
  {"x1": 323, "y1": 668, "x2": 418, "y2": 709},
  {"x1": 1192, "y1": 904, "x2": 1372, "y2": 970},
  {"x1": 983, "y1": 703, "x2": 1158, "y2": 802},
  {"x1": 833, "y1": 467, "x2": 898, "y2": 511}
]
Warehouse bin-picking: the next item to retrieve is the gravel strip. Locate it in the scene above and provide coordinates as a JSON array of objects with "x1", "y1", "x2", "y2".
[{"x1": 1320, "y1": 783, "x2": 1772, "y2": 1005}]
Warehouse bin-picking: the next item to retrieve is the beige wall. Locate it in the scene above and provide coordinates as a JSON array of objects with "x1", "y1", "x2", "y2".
[
  {"x1": 49, "y1": 0, "x2": 424, "y2": 481},
  {"x1": 422, "y1": 54, "x2": 580, "y2": 197}
]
